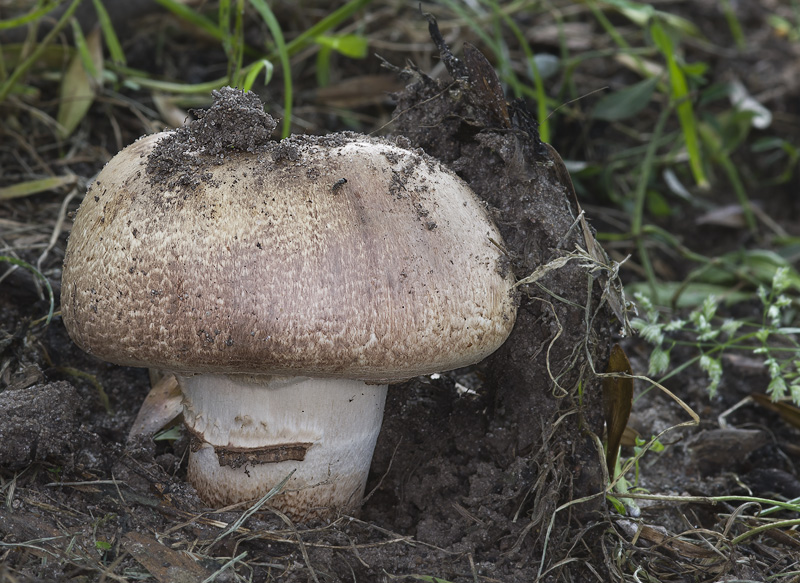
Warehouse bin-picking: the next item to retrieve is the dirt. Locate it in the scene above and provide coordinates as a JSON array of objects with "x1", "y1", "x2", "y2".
[
  {"x1": 146, "y1": 87, "x2": 277, "y2": 189},
  {"x1": 0, "y1": 382, "x2": 80, "y2": 469},
  {"x1": 2, "y1": 3, "x2": 800, "y2": 583}
]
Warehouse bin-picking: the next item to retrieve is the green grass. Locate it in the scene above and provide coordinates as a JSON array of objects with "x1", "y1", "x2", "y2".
[
  {"x1": 3, "y1": 0, "x2": 798, "y2": 406},
  {"x1": 0, "y1": 0, "x2": 374, "y2": 138}
]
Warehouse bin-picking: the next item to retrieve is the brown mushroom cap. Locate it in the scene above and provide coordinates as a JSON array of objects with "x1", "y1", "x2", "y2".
[{"x1": 62, "y1": 132, "x2": 516, "y2": 382}]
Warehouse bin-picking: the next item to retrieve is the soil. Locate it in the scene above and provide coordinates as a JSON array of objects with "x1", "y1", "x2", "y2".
[{"x1": 2, "y1": 2, "x2": 800, "y2": 583}]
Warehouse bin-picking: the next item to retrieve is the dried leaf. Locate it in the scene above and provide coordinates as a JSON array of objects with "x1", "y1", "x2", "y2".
[
  {"x1": 463, "y1": 42, "x2": 511, "y2": 128},
  {"x1": 542, "y1": 143, "x2": 631, "y2": 332},
  {"x1": 152, "y1": 93, "x2": 190, "y2": 128},
  {"x1": 751, "y1": 393, "x2": 800, "y2": 430},
  {"x1": 123, "y1": 531, "x2": 211, "y2": 582},
  {"x1": 128, "y1": 374, "x2": 183, "y2": 440},
  {"x1": 314, "y1": 75, "x2": 402, "y2": 108},
  {"x1": 603, "y1": 344, "x2": 634, "y2": 476},
  {"x1": 620, "y1": 425, "x2": 641, "y2": 447},
  {"x1": 637, "y1": 524, "x2": 719, "y2": 558},
  {"x1": 687, "y1": 428, "x2": 769, "y2": 475},
  {"x1": 57, "y1": 26, "x2": 103, "y2": 139},
  {"x1": 696, "y1": 203, "x2": 750, "y2": 228}
]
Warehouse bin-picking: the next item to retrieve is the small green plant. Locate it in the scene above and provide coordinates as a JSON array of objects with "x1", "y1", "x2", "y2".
[
  {"x1": 632, "y1": 266, "x2": 800, "y2": 404},
  {"x1": 629, "y1": 434, "x2": 665, "y2": 483},
  {"x1": 608, "y1": 434, "x2": 665, "y2": 516},
  {"x1": 314, "y1": 33, "x2": 368, "y2": 87}
]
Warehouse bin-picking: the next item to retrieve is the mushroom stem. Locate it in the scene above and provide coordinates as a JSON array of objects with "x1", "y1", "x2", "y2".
[{"x1": 179, "y1": 374, "x2": 388, "y2": 520}]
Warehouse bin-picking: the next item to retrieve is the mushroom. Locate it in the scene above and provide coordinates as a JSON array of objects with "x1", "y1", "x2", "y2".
[{"x1": 61, "y1": 88, "x2": 517, "y2": 520}]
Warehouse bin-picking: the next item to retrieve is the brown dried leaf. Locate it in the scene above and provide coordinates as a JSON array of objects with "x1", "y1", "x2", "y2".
[
  {"x1": 57, "y1": 27, "x2": 103, "y2": 139},
  {"x1": 123, "y1": 531, "x2": 211, "y2": 583},
  {"x1": 313, "y1": 75, "x2": 402, "y2": 108},
  {"x1": 637, "y1": 525, "x2": 719, "y2": 559},
  {"x1": 152, "y1": 93, "x2": 191, "y2": 128},
  {"x1": 128, "y1": 373, "x2": 182, "y2": 440},
  {"x1": 687, "y1": 428, "x2": 769, "y2": 475},
  {"x1": 619, "y1": 424, "x2": 641, "y2": 447},
  {"x1": 751, "y1": 392, "x2": 800, "y2": 430},
  {"x1": 463, "y1": 42, "x2": 511, "y2": 128},
  {"x1": 603, "y1": 344, "x2": 633, "y2": 476}
]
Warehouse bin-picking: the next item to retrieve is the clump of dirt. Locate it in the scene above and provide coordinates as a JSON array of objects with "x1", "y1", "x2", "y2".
[
  {"x1": 0, "y1": 381, "x2": 80, "y2": 469},
  {"x1": 384, "y1": 15, "x2": 618, "y2": 538},
  {"x1": 146, "y1": 86, "x2": 277, "y2": 188}
]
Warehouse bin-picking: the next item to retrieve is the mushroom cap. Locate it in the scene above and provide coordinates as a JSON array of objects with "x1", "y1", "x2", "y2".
[{"x1": 62, "y1": 132, "x2": 516, "y2": 382}]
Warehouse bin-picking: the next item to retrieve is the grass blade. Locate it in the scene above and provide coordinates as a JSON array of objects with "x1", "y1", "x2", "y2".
[
  {"x1": 240, "y1": 59, "x2": 273, "y2": 92},
  {"x1": 152, "y1": 0, "x2": 224, "y2": 42},
  {"x1": 632, "y1": 104, "x2": 672, "y2": 298},
  {"x1": 91, "y1": 0, "x2": 126, "y2": 65},
  {"x1": 282, "y1": 0, "x2": 373, "y2": 58},
  {"x1": 0, "y1": 1, "x2": 60, "y2": 30},
  {"x1": 248, "y1": 0, "x2": 292, "y2": 137},
  {"x1": 593, "y1": 76, "x2": 659, "y2": 121},
  {"x1": 0, "y1": 0, "x2": 83, "y2": 104},
  {"x1": 0, "y1": 175, "x2": 77, "y2": 200},
  {"x1": 651, "y1": 21, "x2": 708, "y2": 189}
]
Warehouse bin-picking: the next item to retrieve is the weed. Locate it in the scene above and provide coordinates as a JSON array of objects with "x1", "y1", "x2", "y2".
[{"x1": 633, "y1": 266, "x2": 800, "y2": 404}]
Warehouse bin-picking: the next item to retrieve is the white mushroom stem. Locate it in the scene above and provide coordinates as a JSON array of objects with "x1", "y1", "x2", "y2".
[{"x1": 179, "y1": 374, "x2": 388, "y2": 520}]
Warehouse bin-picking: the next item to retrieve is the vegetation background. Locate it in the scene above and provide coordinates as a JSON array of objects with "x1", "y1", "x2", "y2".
[{"x1": 1, "y1": 0, "x2": 800, "y2": 581}]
